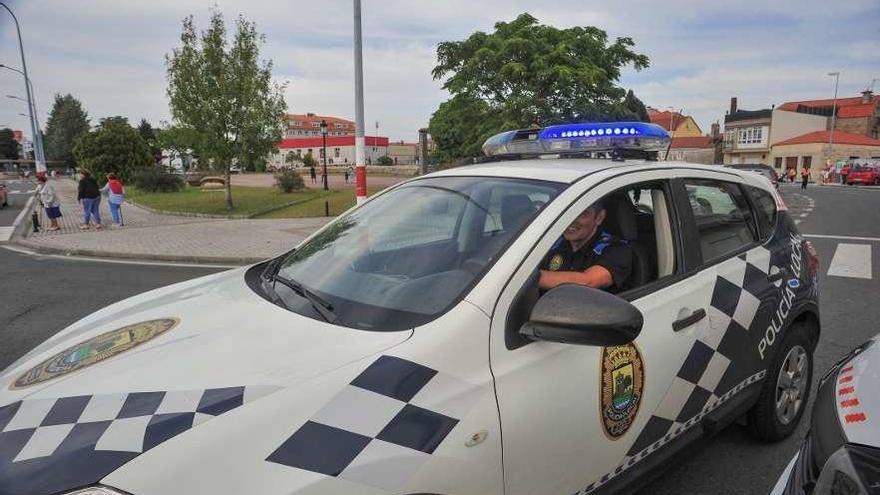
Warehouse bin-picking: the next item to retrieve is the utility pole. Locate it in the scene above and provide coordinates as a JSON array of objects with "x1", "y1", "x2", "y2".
[
  {"x1": 828, "y1": 72, "x2": 840, "y2": 162},
  {"x1": 0, "y1": 2, "x2": 45, "y2": 175},
  {"x1": 353, "y1": 0, "x2": 367, "y2": 205}
]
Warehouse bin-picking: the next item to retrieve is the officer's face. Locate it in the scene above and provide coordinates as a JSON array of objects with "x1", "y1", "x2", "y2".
[{"x1": 563, "y1": 206, "x2": 606, "y2": 242}]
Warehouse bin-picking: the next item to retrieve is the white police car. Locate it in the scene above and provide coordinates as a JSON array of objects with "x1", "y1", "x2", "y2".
[
  {"x1": 770, "y1": 335, "x2": 879, "y2": 495},
  {"x1": 0, "y1": 122, "x2": 821, "y2": 495}
]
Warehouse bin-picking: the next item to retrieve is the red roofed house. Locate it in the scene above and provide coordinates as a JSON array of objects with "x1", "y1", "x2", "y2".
[
  {"x1": 777, "y1": 90, "x2": 879, "y2": 139},
  {"x1": 271, "y1": 113, "x2": 389, "y2": 169},
  {"x1": 771, "y1": 130, "x2": 880, "y2": 182},
  {"x1": 284, "y1": 113, "x2": 355, "y2": 138},
  {"x1": 666, "y1": 135, "x2": 716, "y2": 164},
  {"x1": 647, "y1": 108, "x2": 703, "y2": 137}
]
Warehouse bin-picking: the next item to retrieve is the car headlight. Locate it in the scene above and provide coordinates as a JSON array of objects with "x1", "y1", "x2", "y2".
[
  {"x1": 814, "y1": 444, "x2": 880, "y2": 495},
  {"x1": 61, "y1": 486, "x2": 129, "y2": 495}
]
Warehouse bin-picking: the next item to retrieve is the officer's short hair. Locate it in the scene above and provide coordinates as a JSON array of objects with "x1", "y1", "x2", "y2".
[{"x1": 586, "y1": 198, "x2": 607, "y2": 213}]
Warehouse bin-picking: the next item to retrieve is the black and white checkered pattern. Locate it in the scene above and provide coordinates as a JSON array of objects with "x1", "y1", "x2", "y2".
[
  {"x1": 576, "y1": 246, "x2": 776, "y2": 495},
  {"x1": 267, "y1": 355, "x2": 482, "y2": 490},
  {"x1": 0, "y1": 385, "x2": 278, "y2": 495},
  {"x1": 578, "y1": 370, "x2": 767, "y2": 495}
]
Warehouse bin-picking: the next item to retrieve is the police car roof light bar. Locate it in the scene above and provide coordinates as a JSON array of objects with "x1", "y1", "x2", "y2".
[{"x1": 482, "y1": 122, "x2": 671, "y2": 158}]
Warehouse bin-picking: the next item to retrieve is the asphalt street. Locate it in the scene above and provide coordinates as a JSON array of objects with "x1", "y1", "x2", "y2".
[{"x1": 1, "y1": 182, "x2": 879, "y2": 494}]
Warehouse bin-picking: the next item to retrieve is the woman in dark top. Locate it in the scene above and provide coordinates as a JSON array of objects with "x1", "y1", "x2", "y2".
[{"x1": 77, "y1": 169, "x2": 102, "y2": 229}]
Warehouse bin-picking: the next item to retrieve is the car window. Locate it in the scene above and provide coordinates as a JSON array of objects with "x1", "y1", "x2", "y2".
[
  {"x1": 746, "y1": 185, "x2": 777, "y2": 241},
  {"x1": 684, "y1": 179, "x2": 757, "y2": 264},
  {"x1": 273, "y1": 176, "x2": 566, "y2": 331}
]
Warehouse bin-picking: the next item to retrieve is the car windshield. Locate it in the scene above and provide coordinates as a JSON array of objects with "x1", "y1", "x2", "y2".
[{"x1": 269, "y1": 176, "x2": 566, "y2": 330}]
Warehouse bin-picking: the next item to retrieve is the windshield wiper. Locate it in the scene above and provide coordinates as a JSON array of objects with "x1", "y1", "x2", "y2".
[{"x1": 272, "y1": 273, "x2": 337, "y2": 323}]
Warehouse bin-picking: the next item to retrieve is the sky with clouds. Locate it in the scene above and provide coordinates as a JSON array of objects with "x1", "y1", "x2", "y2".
[{"x1": 0, "y1": 0, "x2": 877, "y2": 143}]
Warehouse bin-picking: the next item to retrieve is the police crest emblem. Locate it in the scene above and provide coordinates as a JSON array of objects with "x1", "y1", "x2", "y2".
[
  {"x1": 12, "y1": 318, "x2": 179, "y2": 389},
  {"x1": 548, "y1": 253, "x2": 563, "y2": 271},
  {"x1": 600, "y1": 343, "x2": 644, "y2": 439}
]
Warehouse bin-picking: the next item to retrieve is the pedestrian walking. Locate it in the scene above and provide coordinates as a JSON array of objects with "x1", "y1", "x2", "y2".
[
  {"x1": 343, "y1": 168, "x2": 349, "y2": 183},
  {"x1": 309, "y1": 166, "x2": 317, "y2": 184},
  {"x1": 78, "y1": 169, "x2": 102, "y2": 229},
  {"x1": 840, "y1": 164, "x2": 850, "y2": 185},
  {"x1": 787, "y1": 167, "x2": 796, "y2": 183},
  {"x1": 100, "y1": 173, "x2": 125, "y2": 227},
  {"x1": 800, "y1": 168, "x2": 810, "y2": 189},
  {"x1": 36, "y1": 175, "x2": 62, "y2": 231}
]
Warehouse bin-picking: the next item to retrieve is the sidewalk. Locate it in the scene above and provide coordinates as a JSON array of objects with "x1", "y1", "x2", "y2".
[{"x1": 15, "y1": 178, "x2": 331, "y2": 264}]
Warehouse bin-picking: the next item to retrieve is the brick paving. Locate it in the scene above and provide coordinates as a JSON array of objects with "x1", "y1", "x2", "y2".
[{"x1": 18, "y1": 177, "x2": 331, "y2": 264}]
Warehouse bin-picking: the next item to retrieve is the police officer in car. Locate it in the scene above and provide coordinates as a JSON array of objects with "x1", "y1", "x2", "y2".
[{"x1": 538, "y1": 199, "x2": 633, "y2": 293}]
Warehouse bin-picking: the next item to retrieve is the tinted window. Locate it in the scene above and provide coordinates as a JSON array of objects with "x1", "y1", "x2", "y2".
[
  {"x1": 747, "y1": 185, "x2": 777, "y2": 240},
  {"x1": 272, "y1": 176, "x2": 566, "y2": 330},
  {"x1": 684, "y1": 180, "x2": 757, "y2": 263}
]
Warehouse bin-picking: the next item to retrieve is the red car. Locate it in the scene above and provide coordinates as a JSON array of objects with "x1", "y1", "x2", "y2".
[{"x1": 847, "y1": 164, "x2": 880, "y2": 185}]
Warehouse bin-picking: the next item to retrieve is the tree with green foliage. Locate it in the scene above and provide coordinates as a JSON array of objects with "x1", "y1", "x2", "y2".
[
  {"x1": 0, "y1": 128, "x2": 21, "y2": 160},
  {"x1": 156, "y1": 125, "x2": 200, "y2": 172},
  {"x1": 166, "y1": 10, "x2": 287, "y2": 209},
  {"x1": 137, "y1": 119, "x2": 162, "y2": 162},
  {"x1": 301, "y1": 153, "x2": 317, "y2": 169},
  {"x1": 429, "y1": 13, "x2": 650, "y2": 161},
  {"x1": 73, "y1": 116, "x2": 152, "y2": 183},
  {"x1": 623, "y1": 90, "x2": 650, "y2": 122},
  {"x1": 44, "y1": 94, "x2": 90, "y2": 168}
]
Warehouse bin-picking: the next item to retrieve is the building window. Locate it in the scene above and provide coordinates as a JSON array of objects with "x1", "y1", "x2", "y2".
[
  {"x1": 334, "y1": 148, "x2": 341, "y2": 158},
  {"x1": 774, "y1": 157, "x2": 782, "y2": 169},
  {"x1": 802, "y1": 156, "x2": 812, "y2": 169},
  {"x1": 737, "y1": 127, "x2": 763, "y2": 145}
]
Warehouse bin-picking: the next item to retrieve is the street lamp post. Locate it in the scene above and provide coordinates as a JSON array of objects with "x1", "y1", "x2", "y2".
[
  {"x1": 320, "y1": 119, "x2": 329, "y2": 191},
  {"x1": 827, "y1": 72, "x2": 840, "y2": 162},
  {"x1": 0, "y1": 3, "x2": 45, "y2": 175}
]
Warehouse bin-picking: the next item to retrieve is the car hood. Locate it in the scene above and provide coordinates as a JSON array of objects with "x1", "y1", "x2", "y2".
[
  {"x1": 835, "y1": 338, "x2": 880, "y2": 448},
  {"x1": 0, "y1": 267, "x2": 412, "y2": 495}
]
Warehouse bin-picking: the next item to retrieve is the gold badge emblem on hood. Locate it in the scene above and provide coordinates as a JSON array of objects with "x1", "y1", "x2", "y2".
[{"x1": 11, "y1": 318, "x2": 179, "y2": 389}]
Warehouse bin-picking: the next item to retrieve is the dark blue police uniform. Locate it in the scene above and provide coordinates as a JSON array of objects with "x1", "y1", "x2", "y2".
[{"x1": 541, "y1": 230, "x2": 633, "y2": 293}]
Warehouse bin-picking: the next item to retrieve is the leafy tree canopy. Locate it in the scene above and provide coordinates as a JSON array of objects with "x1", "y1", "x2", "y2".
[
  {"x1": 166, "y1": 10, "x2": 287, "y2": 208},
  {"x1": 44, "y1": 94, "x2": 90, "y2": 167},
  {"x1": 0, "y1": 128, "x2": 21, "y2": 160},
  {"x1": 429, "y1": 13, "x2": 650, "y2": 161},
  {"x1": 73, "y1": 116, "x2": 152, "y2": 183},
  {"x1": 137, "y1": 118, "x2": 162, "y2": 161}
]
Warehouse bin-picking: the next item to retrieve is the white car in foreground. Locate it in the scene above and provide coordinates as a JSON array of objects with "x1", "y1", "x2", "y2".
[
  {"x1": 770, "y1": 335, "x2": 879, "y2": 495},
  {"x1": 0, "y1": 122, "x2": 821, "y2": 495}
]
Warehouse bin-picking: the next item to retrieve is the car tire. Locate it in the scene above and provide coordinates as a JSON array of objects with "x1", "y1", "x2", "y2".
[{"x1": 747, "y1": 323, "x2": 813, "y2": 442}]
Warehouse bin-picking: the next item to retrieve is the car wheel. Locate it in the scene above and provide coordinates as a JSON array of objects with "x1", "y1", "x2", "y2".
[{"x1": 747, "y1": 324, "x2": 813, "y2": 442}]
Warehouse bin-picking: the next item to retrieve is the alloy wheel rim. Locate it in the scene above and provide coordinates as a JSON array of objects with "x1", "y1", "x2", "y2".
[{"x1": 775, "y1": 345, "x2": 809, "y2": 425}]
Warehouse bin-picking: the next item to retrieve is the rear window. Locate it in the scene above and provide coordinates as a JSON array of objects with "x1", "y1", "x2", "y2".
[{"x1": 684, "y1": 180, "x2": 758, "y2": 264}]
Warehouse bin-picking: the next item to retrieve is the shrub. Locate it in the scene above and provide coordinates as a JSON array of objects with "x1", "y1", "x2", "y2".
[
  {"x1": 275, "y1": 169, "x2": 305, "y2": 193},
  {"x1": 134, "y1": 167, "x2": 184, "y2": 192},
  {"x1": 376, "y1": 155, "x2": 394, "y2": 166}
]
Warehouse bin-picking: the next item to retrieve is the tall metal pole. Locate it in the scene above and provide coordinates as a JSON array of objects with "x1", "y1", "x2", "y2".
[
  {"x1": 827, "y1": 72, "x2": 840, "y2": 162},
  {"x1": 1, "y1": 3, "x2": 45, "y2": 175},
  {"x1": 353, "y1": 0, "x2": 367, "y2": 204}
]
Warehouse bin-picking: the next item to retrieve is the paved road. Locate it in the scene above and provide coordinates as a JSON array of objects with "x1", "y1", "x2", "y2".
[
  {"x1": 1, "y1": 183, "x2": 879, "y2": 493},
  {"x1": 0, "y1": 180, "x2": 31, "y2": 242}
]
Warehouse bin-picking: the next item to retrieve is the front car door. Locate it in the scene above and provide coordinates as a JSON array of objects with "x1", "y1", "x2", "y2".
[{"x1": 488, "y1": 169, "x2": 719, "y2": 494}]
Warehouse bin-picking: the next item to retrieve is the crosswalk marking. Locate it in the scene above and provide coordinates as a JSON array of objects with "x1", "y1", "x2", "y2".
[
  {"x1": 0, "y1": 226, "x2": 13, "y2": 242},
  {"x1": 827, "y1": 243, "x2": 873, "y2": 279}
]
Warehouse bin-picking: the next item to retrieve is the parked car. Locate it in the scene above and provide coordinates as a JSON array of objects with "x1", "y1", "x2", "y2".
[
  {"x1": 0, "y1": 122, "x2": 821, "y2": 495},
  {"x1": 726, "y1": 163, "x2": 780, "y2": 188},
  {"x1": 846, "y1": 163, "x2": 880, "y2": 186},
  {"x1": 0, "y1": 182, "x2": 7, "y2": 208},
  {"x1": 770, "y1": 335, "x2": 879, "y2": 495}
]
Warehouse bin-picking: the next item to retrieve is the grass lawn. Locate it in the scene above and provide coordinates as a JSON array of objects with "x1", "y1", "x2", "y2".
[
  {"x1": 257, "y1": 186, "x2": 386, "y2": 218},
  {"x1": 128, "y1": 185, "x2": 326, "y2": 216}
]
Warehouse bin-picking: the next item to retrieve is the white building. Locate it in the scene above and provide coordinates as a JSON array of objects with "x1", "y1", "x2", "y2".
[{"x1": 271, "y1": 136, "x2": 389, "y2": 169}]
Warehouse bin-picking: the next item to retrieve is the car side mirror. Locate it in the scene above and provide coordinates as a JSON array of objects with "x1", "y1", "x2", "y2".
[{"x1": 519, "y1": 284, "x2": 643, "y2": 346}]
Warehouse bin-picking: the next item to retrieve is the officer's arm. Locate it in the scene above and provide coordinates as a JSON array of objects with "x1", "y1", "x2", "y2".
[{"x1": 538, "y1": 265, "x2": 614, "y2": 290}]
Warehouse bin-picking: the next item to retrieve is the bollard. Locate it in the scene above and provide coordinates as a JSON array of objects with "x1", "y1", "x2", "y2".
[
  {"x1": 324, "y1": 200, "x2": 330, "y2": 217},
  {"x1": 31, "y1": 210, "x2": 40, "y2": 233}
]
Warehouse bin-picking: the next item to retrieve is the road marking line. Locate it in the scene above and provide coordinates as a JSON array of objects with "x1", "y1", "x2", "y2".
[
  {"x1": 804, "y1": 234, "x2": 880, "y2": 243},
  {"x1": 799, "y1": 213, "x2": 808, "y2": 218},
  {"x1": 794, "y1": 219, "x2": 801, "y2": 225},
  {"x1": 0, "y1": 245, "x2": 237, "y2": 269},
  {"x1": 827, "y1": 243, "x2": 872, "y2": 279},
  {"x1": 0, "y1": 226, "x2": 13, "y2": 242}
]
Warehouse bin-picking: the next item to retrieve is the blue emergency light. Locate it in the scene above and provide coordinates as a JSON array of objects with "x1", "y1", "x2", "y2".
[{"x1": 482, "y1": 122, "x2": 670, "y2": 157}]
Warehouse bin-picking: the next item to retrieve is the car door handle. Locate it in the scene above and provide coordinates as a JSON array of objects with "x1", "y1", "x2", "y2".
[
  {"x1": 672, "y1": 308, "x2": 706, "y2": 332},
  {"x1": 768, "y1": 268, "x2": 789, "y2": 283}
]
